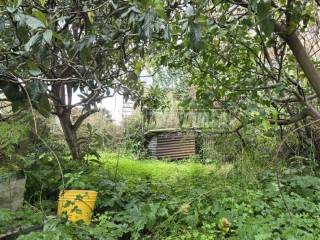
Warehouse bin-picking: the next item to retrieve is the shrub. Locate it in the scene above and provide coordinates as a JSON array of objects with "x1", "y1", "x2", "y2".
[
  {"x1": 0, "y1": 117, "x2": 30, "y2": 170},
  {"x1": 123, "y1": 113, "x2": 149, "y2": 159},
  {"x1": 79, "y1": 111, "x2": 123, "y2": 151}
]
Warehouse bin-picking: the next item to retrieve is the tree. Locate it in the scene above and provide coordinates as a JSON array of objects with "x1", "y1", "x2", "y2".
[
  {"x1": 4, "y1": 0, "x2": 320, "y2": 160},
  {"x1": 0, "y1": 0, "x2": 167, "y2": 160},
  {"x1": 147, "y1": 0, "x2": 320, "y2": 160}
]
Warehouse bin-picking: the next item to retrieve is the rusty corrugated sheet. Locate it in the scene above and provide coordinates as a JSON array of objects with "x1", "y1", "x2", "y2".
[{"x1": 147, "y1": 132, "x2": 195, "y2": 160}]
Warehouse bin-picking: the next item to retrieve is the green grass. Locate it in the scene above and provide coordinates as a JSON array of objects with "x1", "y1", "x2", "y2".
[
  {"x1": 86, "y1": 152, "x2": 320, "y2": 239},
  {"x1": 100, "y1": 151, "x2": 234, "y2": 183},
  {"x1": 12, "y1": 151, "x2": 320, "y2": 239},
  {"x1": 99, "y1": 151, "x2": 255, "y2": 204}
]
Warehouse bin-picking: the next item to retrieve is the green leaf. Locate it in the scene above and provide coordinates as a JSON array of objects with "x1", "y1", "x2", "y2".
[
  {"x1": 32, "y1": 10, "x2": 47, "y2": 25},
  {"x1": 185, "y1": 5, "x2": 194, "y2": 16},
  {"x1": 249, "y1": 0, "x2": 258, "y2": 11},
  {"x1": 260, "y1": 18, "x2": 274, "y2": 37},
  {"x1": 39, "y1": 0, "x2": 46, "y2": 7},
  {"x1": 279, "y1": 0, "x2": 286, "y2": 5},
  {"x1": 1, "y1": 83, "x2": 24, "y2": 102},
  {"x1": 128, "y1": 72, "x2": 138, "y2": 81},
  {"x1": 36, "y1": 95, "x2": 51, "y2": 118},
  {"x1": 25, "y1": 32, "x2": 41, "y2": 51},
  {"x1": 16, "y1": 26, "x2": 29, "y2": 43},
  {"x1": 257, "y1": 0, "x2": 274, "y2": 37},
  {"x1": 157, "y1": 207, "x2": 169, "y2": 217},
  {"x1": 191, "y1": 22, "x2": 201, "y2": 49},
  {"x1": 154, "y1": 1, "x2": 166, "y2": 19},
  {"x1": 43, "y1": 29, "x2": 52, "y2": 44},
  {"x1": 25, "y1": 15, "x2": 45, "y2": 29},
  {"x1": 80, "y1": 47, "x2": 91, "y2": 63},
  {"x1": 257, "y1": 0, "x2": 271, "y2": 19},
  {"x1": 26, "y1": 80, "x2": 47, "y2": 102},
  {"x1": 29, "y1": 68, "x2": 42, "y2": 76},
  {"x1": 52, "y1": 30, "x2": 62, "y2": 41},
  {"x1": 134, "y1": 61, "x2": 143, "y2": 75},
  {"x1": 88, "y1": 11, "x2": 94, "y2": 24},
  {"x1": 6, "y1": 6, "x2": 16, "y2": 14},
  {"x1": 142, "y1": 8, "x2": 155, "y2": 40},
  {"x1": 14, "y1": 0, "x2": 22, "y2": 8},
  {"x1": 26, "y1": 80, "x2": 51, "y2": 117},
  {"x1": 262, "y1": 119, "x2": 271, "y2": 130},
  {"x1": 163, "y1": 24, "x2": 171, "y2": 41},
  {"x1": 185, "y1": 211, "x2": 199, "y2": 227}
]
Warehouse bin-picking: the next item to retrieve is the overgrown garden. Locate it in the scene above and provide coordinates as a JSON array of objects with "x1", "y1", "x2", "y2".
[{"x1": 2, "y1": 0, "x2": 320, "y2": 239}]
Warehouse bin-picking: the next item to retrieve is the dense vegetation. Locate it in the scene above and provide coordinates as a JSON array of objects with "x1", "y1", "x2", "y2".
[
  {"x1": 2, "y1": 0, "x2": 320, "y2": 239},
  {"x1": 2, "y1": 151, "x2": 320, "y2": 240}
]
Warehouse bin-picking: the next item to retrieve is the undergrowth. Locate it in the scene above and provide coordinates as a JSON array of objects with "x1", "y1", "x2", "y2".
[
  {"x1": 2, "y1": 152, "x2": 320, "y2": 239},
  {"x1": 101, "y1": 151, "x2": 233, "y2": 183}
]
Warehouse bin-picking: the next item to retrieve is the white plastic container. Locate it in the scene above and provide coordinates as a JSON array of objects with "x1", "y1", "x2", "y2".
[{"x1": 0, "y1": 172, "x2": 26, "y2": 210}]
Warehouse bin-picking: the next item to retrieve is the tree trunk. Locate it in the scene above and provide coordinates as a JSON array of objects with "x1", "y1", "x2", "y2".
[
  {"x1": 272, "y1": 23, "x2": 320, "y2": 165},
  {"x1": 275, "y1": 23, "x2": 320, "y2": 101},
  {"x1": 58, "y1": 114, "x2": 81, "y2": 160},
  {"x1": 51, "y1": 83, "x2": 82, "y2": 161},
  {"x1": 312, "y1": 138, "x2": 320, "y2": 163}
]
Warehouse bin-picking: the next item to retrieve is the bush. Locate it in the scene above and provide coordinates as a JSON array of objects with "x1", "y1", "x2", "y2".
[
  {"x1": 0, "y1": 118, "x2": 30, "y2": 169},
  {"x1": 78, "y1": 112, "x2": 123, "y2": 151},
  {"x1": 123, "y1": 113, "x2": 149, "y2": 159},
  {"x1": 23, "y1": 137, "x2": 70, "y2": 210}
]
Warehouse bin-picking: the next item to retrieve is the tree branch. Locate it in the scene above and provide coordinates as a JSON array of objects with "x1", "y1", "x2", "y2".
[
  {"x1": 73, "y1": 109, "x2": 99, "y2": 131},
  {"x1": 269, "y1": 110, "x2": 309, "y2": 125},
  {"x1": 274, "y1": 23, "x2": 320, "y2": 100}
]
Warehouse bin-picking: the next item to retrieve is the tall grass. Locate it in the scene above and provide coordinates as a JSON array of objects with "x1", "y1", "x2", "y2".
[
  {"x1": 101, "y1": 152, "x2": 232, "y2": 182},
  {"x1": 100, "y1": 149, "x2": 272, "y2": 191}
]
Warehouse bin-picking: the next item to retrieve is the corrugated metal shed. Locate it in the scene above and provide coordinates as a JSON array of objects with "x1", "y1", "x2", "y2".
[{"x1": 145, "y1": 129, "x2": 196, "y2": 160}]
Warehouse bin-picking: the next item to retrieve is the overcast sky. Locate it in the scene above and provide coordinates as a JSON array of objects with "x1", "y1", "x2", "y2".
[{"x1": 73, "y1": 70, "x2": 153, "y2": 124}]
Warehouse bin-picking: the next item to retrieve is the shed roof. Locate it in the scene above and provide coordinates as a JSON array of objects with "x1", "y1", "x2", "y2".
[{"x1": 144, "y1": 128, "x2": 201, "y2": 138}]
